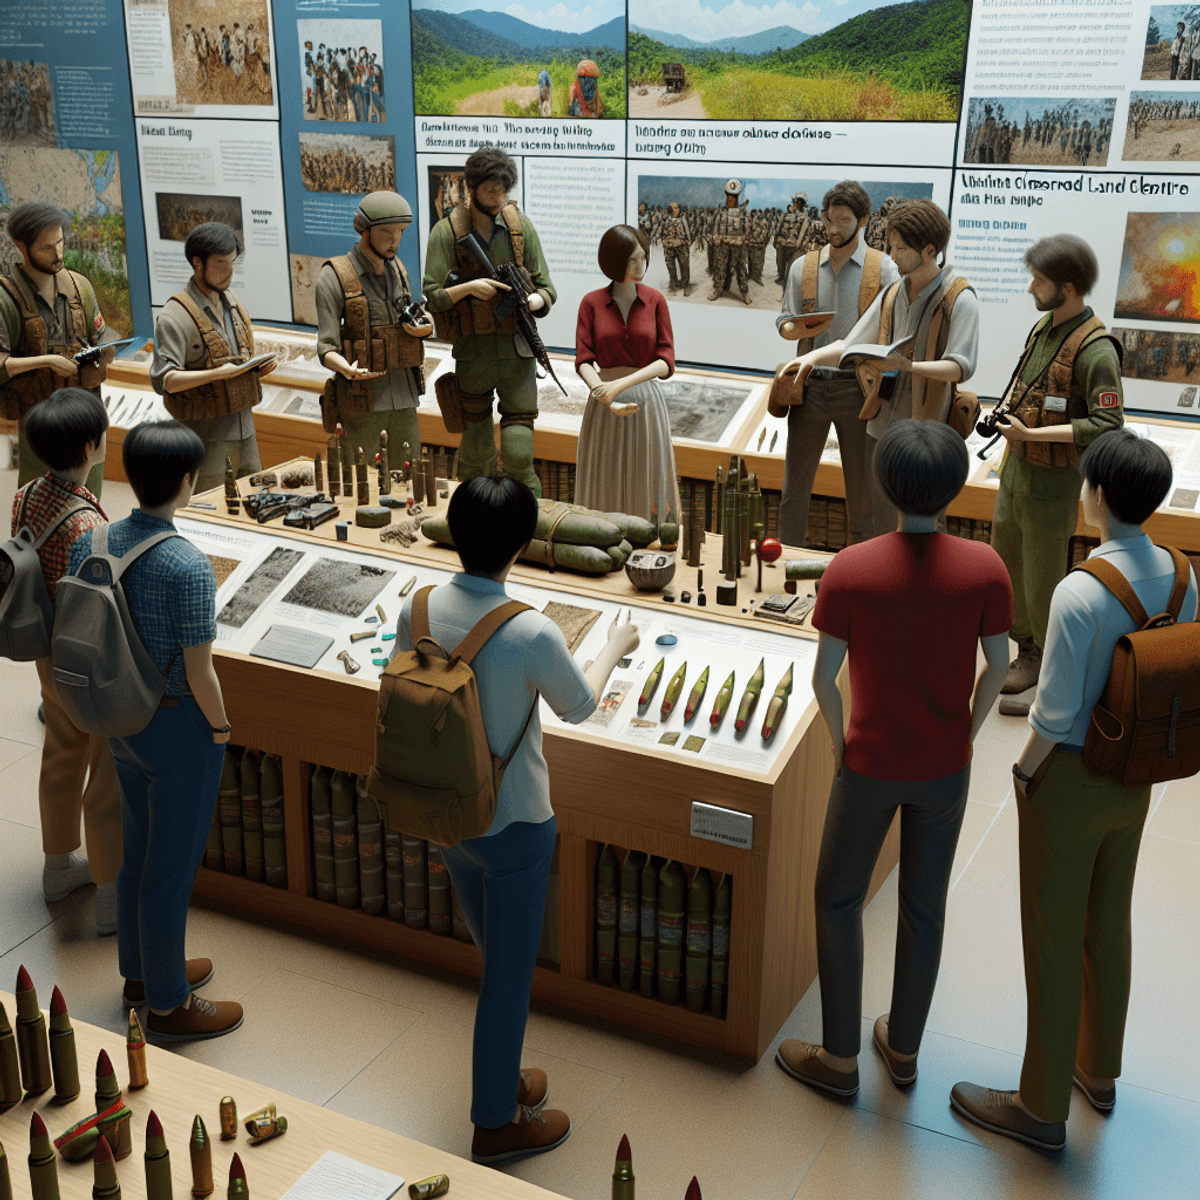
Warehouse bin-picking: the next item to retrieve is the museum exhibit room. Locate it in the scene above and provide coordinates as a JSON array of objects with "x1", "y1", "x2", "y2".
[{"x1": 2, "y1": 0, "x2": 1199, "y2": 1196}]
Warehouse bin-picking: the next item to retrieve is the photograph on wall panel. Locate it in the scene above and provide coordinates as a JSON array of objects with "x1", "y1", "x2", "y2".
[
  {"x1": 297, "y1": 19, "x2": 386, "y2": 123},
  {"x1": 1115, "y1": 212, "x2": 1200, "y2": 325},
  {"x1": 960, "y1": 97, "x2": 1116, "y2": 168},
  {"x1": 1141, "y1": 5, "x2": 1200, "y2": 80},
  {"x1": 1124, "y1": 91, "x2": 1200, "y2": 162},
  {"x1": 0, "y1": 59, "x2": 57, "y2": 147}
]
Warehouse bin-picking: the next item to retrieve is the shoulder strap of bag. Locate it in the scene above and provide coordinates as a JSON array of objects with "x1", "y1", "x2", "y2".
[
  {"x1": 453, "y1": 599, "x2": 533, "y2": 665},
  {"x1": 410, "y1": 585, "x2": 435, "y2": 644},
  {"x1": 101, "y1": 529, "x2": 182, "y2": 584},
  {"x1": 499, "y1": 203, "x2": 525, "y2": 270},
  {"x1": 29, "y1": 498, "x2": 95, "y2": 551},
  {"x1": 799, "y1": 251, "x2": 820, "y2": 313},
  {"x1": 226, "y1": 291, "x2": 256, "y2": 354},
  {"x1": 859, "y1": 247, "x2": 883, "y2": 315},
  {"x1": 0, "y1": 272, "x2": 37, "y2": 320},
  {"x1": 877, "y1": 281, "x2": 900, "y2": 345},
  {"x1": 63, "y1": 271, "x2": 89, "y2": 344},
  {"x1": 172, "y1": 289, "x2": 235, "y2": 360},
  {"x1": 1164, "y1": 546, "x2": 1192, "y2": 619},
  {"x1": 1072, "y1": 558, "x2": 1150, "y2": 628}
]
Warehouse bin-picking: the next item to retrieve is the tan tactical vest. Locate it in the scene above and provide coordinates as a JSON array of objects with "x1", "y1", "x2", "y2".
[
  {"x1": 795, "y1": 246, "x2": 884, "y2": 354},
  {"x1": 0, "y1": 269, "x2": 94, "y2": 420},
  {"x1": 162, "y1": 289, "x2": 261, "y2": 422},
  {"x1": 430, "y1": 202, "x2": 527, "y2": 343},
  {"x1": 1006, "y1": 314, "x2": 1115, "y2": 468},
  {"x1": 661, "y1": 216, "x2": 688, "y2": 248},
  {"x1": 711, "y1": 205, "x2": 747, "y2": 246}
]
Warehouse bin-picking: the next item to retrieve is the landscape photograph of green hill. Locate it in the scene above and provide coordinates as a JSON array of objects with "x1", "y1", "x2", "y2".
[
  {"x1": 411, "y1": 0, "x2": 625, "y2": 119},
  {"x1": 629, "y1": 0, "x2": 968, "y2": 122}
]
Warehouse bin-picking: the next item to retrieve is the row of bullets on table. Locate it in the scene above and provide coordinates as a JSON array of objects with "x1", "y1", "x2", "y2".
[{"x1": 611, "y1": 1133, "x2": 704, "y2": 1200}]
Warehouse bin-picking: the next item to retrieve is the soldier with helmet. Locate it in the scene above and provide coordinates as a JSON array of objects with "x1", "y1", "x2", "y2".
[
  {"x1": 709, "y1": 178, "x2": 751, "y2": 305},
  {"x1": 660, "y1": 202, "x2": 694, "y2": 296},
  {"x1": 315, "y1": 191, "x2": 433, "y2": 475},
  {"x1": 773, "y1": 192, "x2": 808, "y2": 284}
]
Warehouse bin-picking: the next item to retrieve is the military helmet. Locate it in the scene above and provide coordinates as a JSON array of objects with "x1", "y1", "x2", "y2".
[
  {"x1": 725, "y1": 179, "x2": 743, "y2": 196},
  {"x1": 353, "y1": 191, "x2": 412, "y2": 233}
]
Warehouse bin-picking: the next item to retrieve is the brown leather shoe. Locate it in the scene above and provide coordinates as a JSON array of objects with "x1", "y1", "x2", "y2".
[
  {"x1": 1073, "y1": 1067, "x2": 1116, "y2": 1112},
  {"x1": 873, "y1": 1015, "x2": 917, "y2": 1087},
  {"x1": 516, "y1": 1067, "x2": 548, "y2": 1110},
  {"x1": 124, "y1": 959, "x2": 214, "y2": 1008},
  {"x1": 145, "y1": 993, "x2": 243, "y2": 1043},
  {"x1": 471, "y1": 1105, "x2": 571, "y2": 1165},
  {"x1": 1001, "y1": 638, "x2": 1041, "y2": 694},
  {"x1": 775, "y1": 1039, "x2": 859, "y2": 1097},
  {"x1": 950, "y1": 1082, "x2": 1065, "y2": 1151}
]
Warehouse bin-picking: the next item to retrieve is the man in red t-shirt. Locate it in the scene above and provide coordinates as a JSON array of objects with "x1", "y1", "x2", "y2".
[{"x1": 776, "y1": 419, "x2": 1012, "y2": 1098}]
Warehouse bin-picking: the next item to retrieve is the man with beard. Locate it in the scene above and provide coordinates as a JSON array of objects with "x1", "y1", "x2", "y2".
[
  {"x1": 774, "y1": 181, "x2": 898, "y2": 547},
  {"x1": 0, "y1": 201, "x2": 116, "y2": 494},
  {"x1": 316, "y1": 191, "x2": 432, "y2": 474},
  {"x1": 423, "y1": 146, "x2": 556, "y2": 493},
  {"x1": 988, "y1": 235, "x2": 1123, "y2": 716}
]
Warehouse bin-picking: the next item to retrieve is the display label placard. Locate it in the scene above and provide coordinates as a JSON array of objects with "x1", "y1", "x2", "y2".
[{"x1": 690, "y1": 801, "x2": 753, "y2": 851}]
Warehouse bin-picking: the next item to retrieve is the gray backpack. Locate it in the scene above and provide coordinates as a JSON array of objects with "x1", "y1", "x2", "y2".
[
  {"x1": 0, "y1": 495, "x2": 94, "y2": 662},
  {"x1": 52, "y1": 525, "x2": 181, "y2": 738}
]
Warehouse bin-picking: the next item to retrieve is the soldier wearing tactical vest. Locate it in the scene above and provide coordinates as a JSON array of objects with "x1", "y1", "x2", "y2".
[
  {"x1": 660, "y1": 202, "x2": 694, "y2": 296},
  {"x1": 0, "y1": 201, "x2": 116, "y2": 496},
  {"x1": 423, "y1": 146, "x2": 555, "y2": 493},
  {"x1": 991, "y1": 235, "x2": 1124, "y2": 716},
  {"x1": 151, "y1": 222, "x2": 278, "y2": 493},
  {"x1": 772, "y1": 182, "x2": 899, "y2": 548},
  {"x1": 773, "y1": 192, "x2": 808, "y2": 284},
  {"x1": 315, "y1": 191, "x2": 432, "y2": 482},
  {"x1": 708, "y1": 179, "x2": 751, "y2": 305}
]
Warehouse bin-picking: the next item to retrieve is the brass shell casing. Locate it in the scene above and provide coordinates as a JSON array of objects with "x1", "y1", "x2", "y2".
[
  {"x1": 245, "y1": 1115, "x2": 286, "y2": 1145},
  {"x1": 126, "y1": 1013, "x2": 148, "y2": 1090},
  {"x1": 189, "y1": 1116, "x2": 214, "y2": 1198},
  {"x1": 145, "y1": 1151, "x2": 172, "y2": 1200},
  {"x1": 219, "y1": 1098, "x2": 238, "y2": 1141},
  {"x1": 408, "y1": 1175, "x2": 450, "y2": 1200},
  {"x1": 48, "y1": 1027, "x2": 79, "y2": 1103}
]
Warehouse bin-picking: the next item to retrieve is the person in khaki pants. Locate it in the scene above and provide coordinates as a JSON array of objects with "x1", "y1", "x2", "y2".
[{"x1": 10, "y1": 386, "x2": 121, "y2": 934}]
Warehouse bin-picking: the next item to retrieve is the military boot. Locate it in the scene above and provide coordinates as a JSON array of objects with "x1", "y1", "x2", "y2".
[{"x1": 1001, "y1": 637, "x2": 1041, "y2": 694}]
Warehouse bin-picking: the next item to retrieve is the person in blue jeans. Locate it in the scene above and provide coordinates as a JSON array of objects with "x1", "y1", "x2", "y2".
[
  {"x1": 68, "y1": 421, "x2": 240, "y2": 1041},
  {"x1": 393, "y1": 475, "x2": 639, "y2": 1166}
]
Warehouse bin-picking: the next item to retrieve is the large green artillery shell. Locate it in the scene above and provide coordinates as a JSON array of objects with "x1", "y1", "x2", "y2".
[
  {"x1": 734, "y1": 658, "x2": 766, "y2": 734},
  {"x1": 617, "y1": 851, "x2": 645, "y2": 992},
  {"x1": 638, "y1": 659, "x2": 664, "y2": 710},
  {"x1": 684, "y1": 666, "x2": 709, "y2": 724},
  {"x1": 189, "y1": 1115, "x2": 213, "y2": 1197},
  {"x1": 260, "y1": 754, "x2": 287, "y2": 889},
  {"x1": 310, "y1": 767, "x2": 336, "y2": 903},
  {"x1": 685, "y1": 868, "x2": 712, "y2": 1013},
  {"x1": 402, "y1": 836, "x2": 428, "y2": 929},
  {"x1": 204, "y1": 800, "x2": 222, "y2": 873},
  {"x1": 451, "y1": 888, "x2": 473, "y2": 943},
  {"x1": 355, "y1": 779, "x2": 385, "y2": 917},
  {"x1": 218, "y1": 752, "x2": 243, "y2": 877},
  {"x1": 710, "y1": 873, "x2": 732, "y2": 1019},
  {"x1": 48, "y1": 987, "x2": 79, "y2": 1103},
  {"x1": 384, "y1": 830, "x2": 405, "y2": 923},
  {"x1": 595, "y1": 844, "x2": 618, "y2": 986},
  {"x1": 639, "y1": 856, "x2": 659, "y2": 999},
  {"x1": 761, "y1": 664, "x2": 794, "y2": 743},
  {"x1": 656, "y1": 861, "x2": 686, "y2": 1005},
  {"x1": 709, "y1": 671, "x2": 735, "y2": 731},
  {"x1": 144, "y1": 1110, "x2": 172, "y2": 1200},
  {"x1": 427, "y1": 845, "x2": 452, "y2": 935},
  {"x1": 240, "y1": 750, "x2": 263, "y2": 883},
  {"x1": 14, "y1": 966, "x2": 50, "y2": 1097},
  {"x1": 784, "y1": 558, "x2": 830, "y2": 581},
  {"x1": 330, "y1": 770, "x2": 360, "y2": 909}
]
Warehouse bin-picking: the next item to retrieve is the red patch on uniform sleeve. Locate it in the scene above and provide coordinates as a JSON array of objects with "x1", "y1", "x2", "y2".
[
  {"x1": 94, "y1": 313, "x2": 104, "y2": 332},
  {"x1": 1098, "y1": 392, "x2": 1118, "y2": 408}
]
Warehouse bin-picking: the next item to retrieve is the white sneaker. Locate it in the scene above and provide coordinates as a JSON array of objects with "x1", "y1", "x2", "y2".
[
  {"x1": 43, "y1": 853, "x2": 92, "y2": 902},
  {"x1": 95, "y1": 882, "x2": 117, "y2": 936}
]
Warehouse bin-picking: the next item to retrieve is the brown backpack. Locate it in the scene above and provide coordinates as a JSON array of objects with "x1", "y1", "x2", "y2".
[
  {"x1": 1073, "y1": 547, "x2": 1200, "y2": 787},
  {"x1": 365, "y1": 586, "x2": 537, "y2": 845}
]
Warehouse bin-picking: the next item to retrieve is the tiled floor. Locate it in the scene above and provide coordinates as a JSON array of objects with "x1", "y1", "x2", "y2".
[{"x1": 2, "y1": 462, "x2": 1198, "y2": 1198}]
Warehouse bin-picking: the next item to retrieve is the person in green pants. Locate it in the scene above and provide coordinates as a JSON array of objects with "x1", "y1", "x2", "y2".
[
  {"x1": 990, "y1": 234, "x2": 1123, "y2": 717},
  {"x1": 422, "y1": 147, "x2": 556, "y2": 495}
]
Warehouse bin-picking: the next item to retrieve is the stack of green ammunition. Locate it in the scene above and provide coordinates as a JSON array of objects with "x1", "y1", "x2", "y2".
[{"x1": 203, "y1": 747, "x2": 287, "y2": 888}]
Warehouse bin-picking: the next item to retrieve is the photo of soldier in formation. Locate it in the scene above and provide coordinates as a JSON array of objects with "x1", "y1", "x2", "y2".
[
  {"x1": 635, "y1": 175, "x2": 930, "y2": 312},
  {"x1": 155, "y1": 192, "x2": 244, "y2": 244},
  {"x1": 962, "y1": 97, "x2": 1116, "y2": 167},
  {"x1": 1114, "y1": 326, "x2": 1200, "y2": 383},
  {"x1": 0, "y1": 60, "x2": 56, "y2": 147},
  {"x1": 299, "y1": 132, "x2": 396, "y2": 194},
  {"x1": 1124, "y1": 90, "x2": 1200, "y2": 159},
  {"x1": 297, "y1": 20, "x2": 385, "y2": 123},
  {"x1": 168, "y1": 0, "x2": 273, "y2": 106}
]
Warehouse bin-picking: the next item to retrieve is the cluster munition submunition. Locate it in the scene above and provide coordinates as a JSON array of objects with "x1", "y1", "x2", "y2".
[
  {"x1": 735, "y1": 659, "x2": 766, "y2": 734},
  {"x1": 638, "y1": 659, "x2": 665, "y2": 709},
  {"x1": 661, "y1": 663, "x2": 687, "y2": 719},
  {"x1": 683, "y1": 666, "x2": 709, "y2": 723},
  {"x1": 762, "y1": 664, "x2": 793, "y2": 742},
  {"x1": 47, "y1": 986, "x2": 78, "y2": 1103},
  {"x1": 710, "y1": 671, "x2": 735, "y2": 730},
  {"x1": 127, "y1": 1010, "x2": 148, "y2": 1090},
  {"x1": 190, "y1": 1115, "x2": 214, "y2": 1197},
  {"x1": 14, "y1": 966, "x2": 51, "y2": 1097}
]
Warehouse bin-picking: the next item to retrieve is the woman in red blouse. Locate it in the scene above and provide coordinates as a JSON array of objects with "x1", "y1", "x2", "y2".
[{"x1": 575, "y1": 224, "x2": 679, "y2": 522}]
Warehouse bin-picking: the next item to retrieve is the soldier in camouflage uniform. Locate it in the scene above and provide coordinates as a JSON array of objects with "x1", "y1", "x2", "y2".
[
  {"x1": 709, "y1": 179, "x2": 752, "y2": 305},
  {"x1": 773, "y1": 192, "x2": 808, "y2": 283},
  {"x1": 660, "y1": 202, "x2": 695, "y2": 296},
  {"x1": 747, "y1": 210, "x2": 772, "y2": 286}
]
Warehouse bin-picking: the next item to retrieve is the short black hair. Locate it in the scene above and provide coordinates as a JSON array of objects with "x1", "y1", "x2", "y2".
[
  {"x1": 184, "y1": 222, "x2": 240, "y2": 269},
  {"x1": 1078, "y1": 428, "x2": 1172, "y2": 525},
  {"x1": 448, "y1": 475, "x2": 537, "y2": 576},
  {"x1": 1023, "y1": 234, "x2": 1099, "y2": 298},
  {"x1": 23, "y1": 387, "x2": 108, "y2": 471},
  {"x1": 122, "y1": 420, "x2": 207, "y2": 508},
  {"x1": 875, "y1": 419, "x2": 969, "y2": 517},
  {"x1": 463, "y1": 146, "x2": 518, "y2": 193},
  {"x1": 5, "y1": 201, "x2": 67, "y2": 251}
]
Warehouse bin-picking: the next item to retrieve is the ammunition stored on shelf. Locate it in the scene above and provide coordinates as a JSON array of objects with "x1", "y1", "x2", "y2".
[
  {"x1": 595, "y1": 844, "x2": 618, "y2": 986},
  {"x1": 144, "y1": 1111, "x2": 171, "y2": 1200},
  {"x1": 27, "y1": 1112, "x2": 59, "y2": 1200},
  {"x1": 709, "y1": 671, "x2": 735, "y2": 731},
  {"x1": 126, "y1": 1010, "x2": 148, "y2": 1090},
  {"x1": 408, "y1": 1176, "x2": 450, "y2": 1200},
  {"x1": 710, "y1": 872, "x2": 731, "y2": 1019},
  {"x1": 618, "y1": 851, "x2": 644, "y2": 992},
  {"x1": 326, "y1": 436, "x2": 340, "y2": 499},
  {"x1": 378, "y1": 430, "x2": 391, "y2": 496},
  {"x1": 260, "y1": 754, "x2": 287, "y2": 889},
  {"x1": 330, "y1": 770, "x2": 360, "y2": 909},
  {"x1": 612, "y1": 1134, "x2": 635, "y2": 1200},
  {"x1": 356, "y1": 779, "x2": 385, "y2": 917},
  {"x1": 240, "y1": 750, "x2": 263, "y2": 884},
  {"x1": 47, "y1": 987, "x2": 79, "y2": 1103},
  {"x1": 310, "y1": 766, "x2": 336, "y2": 903},
  {"x1": 218, "y1": 753, "x2": 243, "y2": 876},
  {"x1": 1, "y1": 1001, "x2": 23, "y2": 1108},
  {"x1": 761, "y1": 664, "x2": 793, "y2": 743},
  {"x1": 684, "y1": 666, "x2": 709, "y2": 724},
  {"x1": 92, "y1": 1133, "x2": 120, "y2": 1199},
  {"x1": 656, "y1": 861, "x2": 686, "y2": 1005},
  {"x1": 15, "y1": 966, "x2": 51, "y2": 1097},
  {"x1": 427, "y1": 843, "x2": 451, "y2": 935},
  {"x1": 190, "y1": 1115, "x2": 214, "y2": 1197},
  {"x1": 660, "y1": 662, "x2": 687, "y2": 720},
  {"x1": 385, "y1": 829, "x2": 405, "y2": 922},
  {"x1": 638, "y1": 658, "x2": 664, "y2": 710},
  {"x1": 734, "y1": 658, "x2": 765, "y2": 734},
  {"x1": 402, "y1": 835, "x2": 428, "y2": 928},
  {"x1": 226, "y1": 1153, "x2": 248, "y2": 1199},
  {"x1": 219, "y1": 1098, "x2": 237, "y2": 1141},
  {"x1": 639, "y1": 855, "x2": 659, "y2": 999},
  {"x1": 685, "y1": 868, "x2": 712, "y2": 1013}
]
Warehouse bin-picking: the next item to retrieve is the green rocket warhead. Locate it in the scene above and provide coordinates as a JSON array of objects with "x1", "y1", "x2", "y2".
[
  {"x1": 660, "y1": 662, "x2": 687, "y2": 719},
  {"x1": 595, "y1": 844, "x2": 618, "y2": 986},
  {"x1": 48, "y1": 986, "x2": 79, "y2": 1103},
  {"x1": 0, "y1": 1002, "x2": 22, "y2": 1109},
  {"x1": 144, "y1": 1110, "x2": 172, "y2": 1200},
  {"x1": 15, "y1": 966, "x2": 51, "y2": 1098},
  {"x1": 190, "y1": 1115, "x2": 214, "y2": 1197},
  {"x1": 734, "y1": 658, "x2": 766, "y2": 733},
  {"x1": 638, "y1": 855, "x2": 658, "y2": 999},
  {"x1": 761, "y1": 664, "x2": 794, "y2": 742},
  {"x1": 27, "y1": 1112, "x2": 59, "y2": 1200},
  {"x1": 683, "y1": 666, "x2": 709, "y2": 723},
  {"x1": 709, "y1": 671, "x2": 735, "y2": 730},
  {"x1": 638, "y1": 658, "x2": 665, "y2": 709}
]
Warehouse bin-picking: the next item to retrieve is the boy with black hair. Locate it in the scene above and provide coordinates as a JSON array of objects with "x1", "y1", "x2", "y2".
[
  {"x1": 12, "y1": 387, "x2": 120, "y2": 933},
  {"x1": 68, "y1": 420, "x2": 241, "y2": 1041},
  {"x1": 393, "y1": 474, "x2": 638, "y2": 1165},
  {"x1": 952, "y1": 429, "x2": 1197, "y2": 1152}
]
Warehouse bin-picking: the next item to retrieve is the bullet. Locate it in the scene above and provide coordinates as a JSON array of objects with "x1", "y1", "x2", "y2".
[
  {"x1": 660, "y1": 662, "x2": 687, "y2": 720},
  {"x1": 92, "y1": 1134, "x2": 121, "y2": 1199},
  {"x1": 734, "y1": 658, "x2": 766, "y2": 734},
  {"x1": 709, "y1": 671, "x2": 735, "y2": 731},
  {"x1": 378, "y1": 430, "x2": 391, "y2": 496},
  {"x1": 327, "y1": 436, "x2": 341, "y2": 499},
  {"x1": 638, "y1": 658, "x2": 665, "y2": 709},
  {"x1": 47, "y1": 986, "x2": 79, "y2": 1103},
  {"x1": 612, "y1": 1133, "x2": 635, "y2": 1200},
  {"x1": 126, "y1": 1010, "x2": 148, "y2": 1090},
  {"x1": 14, "y1": 967, "x2": 51, "y2": 1097},
  {"x1": 683, "y1": 666, "x2": 709, "y2": 724},
  {"x1": 227, "y1": 1153, "x2": 249, "y2": 1199},
  {"x1": 94, "y1": 1047, "x2": 119, "y2": 1110},
  {"x1": 355, "y1": 446, "x2": 370, "y2": 506},
  {"x1": 761, "y1": 664, "x2": 794, "y2": 743},
  {"x1": 96, "y1": 1052, "x2": 131, "y2": 1161},
  {"x1": 219, "y1": 1097, "x2": 237, "y2": 1141},
  {"x1": 144, "y1": 1110, "x2": 172, "y2": 1200},
  {"x1": 684, "y1": 1177, "x2": 702, "y2": 1200},
  {"x1": 27, "y1": 1112, "x2": 59, "y2": 1200},
  {"x1": 408, "y1": 1176, "x2": 450, "y2": 1200},
  {"x1": 189, "y1": 1115, "x2": 213, "y2": 1198},
  {"x1": 0, "y1": 1137, "x2": 10, "y2": 1200},
  {"x1": 0, "y1": 1002, "x2": 23, "y2": 1109}
]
